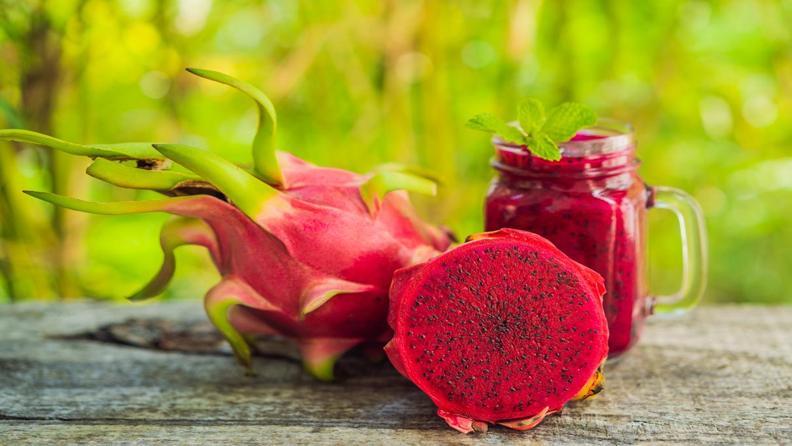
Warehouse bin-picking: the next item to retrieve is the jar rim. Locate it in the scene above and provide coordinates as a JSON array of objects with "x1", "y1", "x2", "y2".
[{"x1": 493, "y1": 118, "x2": 634, "y2": 158}]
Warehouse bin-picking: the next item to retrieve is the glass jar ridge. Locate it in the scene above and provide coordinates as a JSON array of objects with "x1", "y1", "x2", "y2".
[{"x1": 492, "y1": 119, "x2": 637, "y2": 179}]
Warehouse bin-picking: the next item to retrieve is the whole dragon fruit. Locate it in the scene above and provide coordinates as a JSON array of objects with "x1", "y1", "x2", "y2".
[
  {"x1": 385, "y1": 229, "x2": 608, "y2": 433},
  {"x1": 1, "y1": 68, "x2": 451, "y2": 380}
]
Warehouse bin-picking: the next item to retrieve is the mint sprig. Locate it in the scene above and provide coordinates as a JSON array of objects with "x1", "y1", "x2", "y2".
[{"x1": 467, "y1": 99, "x2": 597, "y2": 161}]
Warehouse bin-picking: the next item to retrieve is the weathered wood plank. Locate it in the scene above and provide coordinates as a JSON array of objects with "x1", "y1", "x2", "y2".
[{"x1": 0, "y1": 302, "x2": 790, "y2": 445}]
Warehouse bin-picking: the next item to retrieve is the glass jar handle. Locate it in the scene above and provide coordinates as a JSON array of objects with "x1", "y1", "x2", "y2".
[{"x1": 648, "y1": 186, "x2": 708, "y2": 315}]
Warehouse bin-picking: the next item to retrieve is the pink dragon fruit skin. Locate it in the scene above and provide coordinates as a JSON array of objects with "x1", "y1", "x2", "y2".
[{"x1": 8, "y1": 68, "x2": 451, "y2": 381}]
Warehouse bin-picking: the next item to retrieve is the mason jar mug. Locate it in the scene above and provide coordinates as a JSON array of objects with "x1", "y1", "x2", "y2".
[{"x1": 484, "y1": 120, "x2": 707, "y2": 357}]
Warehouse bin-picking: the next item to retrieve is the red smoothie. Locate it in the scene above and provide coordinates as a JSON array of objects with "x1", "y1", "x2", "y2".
[{"x1": 485, "y1": 124, "x2": 649, "y2": 356}]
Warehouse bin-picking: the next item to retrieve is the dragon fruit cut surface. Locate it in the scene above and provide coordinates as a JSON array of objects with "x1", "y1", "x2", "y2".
[
  {"x1": 2, "y1": 68, "x2": 451, "y2": 381},
  {"x1": 385, "y1": 228, "x2": 608, "y2": 433}
]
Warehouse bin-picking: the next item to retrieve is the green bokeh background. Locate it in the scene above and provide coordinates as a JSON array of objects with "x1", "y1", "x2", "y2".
[{"x1": 1, "y1": 0, "x2": 790, "y2": 303}]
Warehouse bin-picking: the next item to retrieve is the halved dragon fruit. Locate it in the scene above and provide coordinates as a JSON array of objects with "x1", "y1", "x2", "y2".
[
  {"x1": 385, "y1": 228, "x2": 608, "y2": 433},
  {"x1": 1, "y1": 68, "x2": 451, "y2": 380}
]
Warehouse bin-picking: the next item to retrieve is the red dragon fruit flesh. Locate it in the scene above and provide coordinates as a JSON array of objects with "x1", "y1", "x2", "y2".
[
  {"x1": 385, "y1": 228, "x2": 608, "y2": 433},
  {"x1": 1, "y1": 68, "x2": 451, "y2": 381}
]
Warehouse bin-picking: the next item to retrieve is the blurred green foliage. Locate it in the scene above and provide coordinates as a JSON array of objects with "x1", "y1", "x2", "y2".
[{"x1": 0, "y1": 0, "x2": 790, "y2": 303}]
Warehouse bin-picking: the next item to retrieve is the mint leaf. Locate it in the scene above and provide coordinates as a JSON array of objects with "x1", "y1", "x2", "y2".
[
  {"x1": 542, "y1": 102, "x2": 597, "y2": 142},
  {"x1": 467, "y1": 99, "x2": 595, "y2": 162},
  {"x1": 517, "y1": 99, "x2": 545, "y2": 136},
  {"x1": 465, "y1": 113, "x2": 500, "y2": 132},
  {"x1": 527, "y1": 134, "x2": 561, "y2": 161},
  {"x1": 466, "y1": 113, "x2": 526, "y2": 145}
]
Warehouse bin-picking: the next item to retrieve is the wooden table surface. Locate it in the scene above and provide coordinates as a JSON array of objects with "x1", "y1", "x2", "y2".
[{"x1": 0, "y1": 302, "x2": 790, "y2": 445}]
